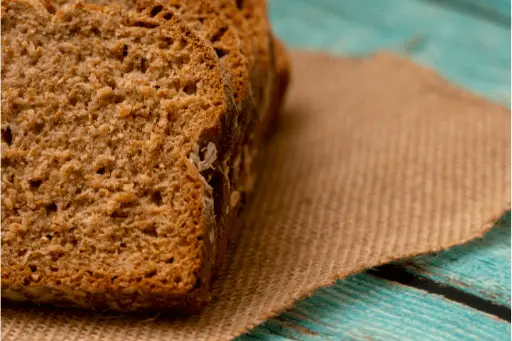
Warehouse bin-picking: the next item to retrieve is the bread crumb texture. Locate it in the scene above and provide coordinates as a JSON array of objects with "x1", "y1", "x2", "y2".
[{"x1": 1, "y1": 0, "x2": 239, "y2": 311}]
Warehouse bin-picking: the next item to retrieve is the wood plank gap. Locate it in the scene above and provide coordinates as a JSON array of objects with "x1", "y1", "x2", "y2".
[{"x1": 369, "y1": 264, "x2": 511, "y2": 322}]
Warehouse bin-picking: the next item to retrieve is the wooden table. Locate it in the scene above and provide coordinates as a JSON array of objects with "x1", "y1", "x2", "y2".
[{"x1": 238, "y1": 1, "x2": 511, "y2": 339}]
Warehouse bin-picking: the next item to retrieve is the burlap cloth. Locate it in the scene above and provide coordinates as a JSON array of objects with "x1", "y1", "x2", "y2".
[{"x1": 2, "y1": 50, "x2": 510, "y2": 341}]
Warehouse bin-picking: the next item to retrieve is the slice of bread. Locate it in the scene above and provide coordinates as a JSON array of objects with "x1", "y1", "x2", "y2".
[
  {"x1": 53, "y1": 0, "x2": 257, "y2": 242},
  {"x1": 137, "y1": 0, "x2": 258, "y2": 274},
  {"x1": 234, "y1": 0, "x2": 274, "y2": 124},
  {"x1": 1, "y1": 0, "x2": 240, "y2": 312}
]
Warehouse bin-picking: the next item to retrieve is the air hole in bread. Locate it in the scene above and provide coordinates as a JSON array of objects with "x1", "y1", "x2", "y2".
[
  {"x1": 50, "y1": 266, "x2": 59, "y2": 272},
  {"x1": 111, "y1": 275, "x2": 118, "y2": 283},
  {"x1": 214, "y1": 48, "x2": 227, "y2": 59},
  {"x1": 34, "y1": 122, "x2": 44, "y2": 133},
  {"x1": 179, "y1": 37, "x2": 188, "y2": 49},
  {"x1": 90, "y1": 27, "x2": 100, "y2": 35},
  {"x1": 111, "y1": 210, "x2": 129, "y2": 219},
  {"x1": 114, "y1": 94, "x2": 125, "y2": 104},
  {"x1": 162, "y1": 12, "x2": 173, "y2": 20},
  {"x1": 69, "y1": 94, "x2": 78, "y2": 106},
  {"x1": 158, "y1": 37, "x2": 173, "y2": 49},
  {"x1": 46, "y1": 3, "x2": 56, "y2": 14},
  {"x1": 174, "y1": 276, "x2": 181, "y2": 284},
  {"x1": 11, "y1": 102, "x2": 21, "y2": 114},
  {"x1": 96, "y1": 167, "x2": 106, "y2": 175},
  {"x1": 183, "y1": 82, "x2": 197, "y2": 95},
  {"x1": 122, "y1": 44, "x2": 129, "y2": 58},
  {"x1": 145, "y1": 269, "x2": 157, "y2": 278},
  {"x1": 2, "y1": 126, "x2": 13, "y2": 145},
  {"x1": 29, "y1": 265, "x2": 37, "y2": 272},
  {"x1": 151, "y1": 191, "x2": 163, "y2": 205},
  {"x1": 29, "y1": 179, "x2": 42, "y2": 189},
  {"x1": 236, "y1": 0, "x2": 245, "y2": 9},
  {"x1": 90, "y1": 245, "x2": 96, "y2": 254},
  {"x1": 105, "y1": 77, "x2": 117, "y2": 90},
  {"x1": 139, "y1": 57, "x2": 148, "y2": 73},
  {"x1": 133, "y1": 20, "x2": 159, "y2": 29},
  {"x1": 196, "y1": 235, "x2": 203, "y2": 241},
  {"x1": 150, "y1": 5, "x2": 163, "y2": 17},
  {"x1": 175, "y1": 53, "x2": 190, "y2": 66},
  {"x1": 45, "y1": 203, "x2": 57, "y2": 215},
  {"x1": 46, "y1": 233, "x2": 53, "y2": 241},
  {"x1": 166, "y1": 257, "x2": 174, "y2": 264},
  {"x1": 142, "y1": 225, "x2": 158, "y2": 238},
  {"x1": 211, "y1": 26, "x2": 227, "y2": 43}
]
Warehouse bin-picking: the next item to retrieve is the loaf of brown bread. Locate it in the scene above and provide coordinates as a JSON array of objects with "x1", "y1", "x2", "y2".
[
  {"x1": 1, "y1": 0, "x2": 243, "y2": 312},
  {"x1": 1, "y1": 0, "x2": 291, "y2": 313}
]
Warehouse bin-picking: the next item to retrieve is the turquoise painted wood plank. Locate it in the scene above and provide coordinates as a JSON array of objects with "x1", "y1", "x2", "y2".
[
  {"x1": 237, "y1": 274, "x2": 511, "y2": 341},
  {"x1": 269, "y1": 0, "x2": 511, "y2": 106},
  {"x1": 427, "y1": 0, "x2": 511, "y2": 22},
  {"x1": 401, "y1": 212, "x2": 511, "y2": 307}
]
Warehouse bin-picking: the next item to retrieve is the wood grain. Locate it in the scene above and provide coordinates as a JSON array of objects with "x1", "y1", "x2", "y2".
[
  {"x1": 238, "y1": 274, "x2": 510, "y2": 341},
  {"x1": 402, "y1": 212, "x2": 511, "y2": 308}
]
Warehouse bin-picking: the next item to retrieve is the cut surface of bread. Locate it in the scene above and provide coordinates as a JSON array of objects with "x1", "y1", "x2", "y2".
[
  {"x1": 55, "y1": 0, "x2": 253, "y2": 119},
  {"x1": 158, "y1": 0, "x2": 254, "y2": 106},
  {"x1": 55, "y1": 0, "x2": 256, "y2": 221},
  {"x1": 1, "y1": 0, "x2": 239, "y2": 312}
]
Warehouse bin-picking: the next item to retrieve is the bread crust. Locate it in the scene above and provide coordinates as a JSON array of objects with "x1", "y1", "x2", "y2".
[{"x1": 266, "y1": 35, "x2": 291, "y2": 134}]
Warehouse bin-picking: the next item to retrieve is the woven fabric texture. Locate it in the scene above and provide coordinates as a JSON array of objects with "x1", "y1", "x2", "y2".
[{"x1": 2, "y1": 50, "x2": 510, "y2": 341}]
